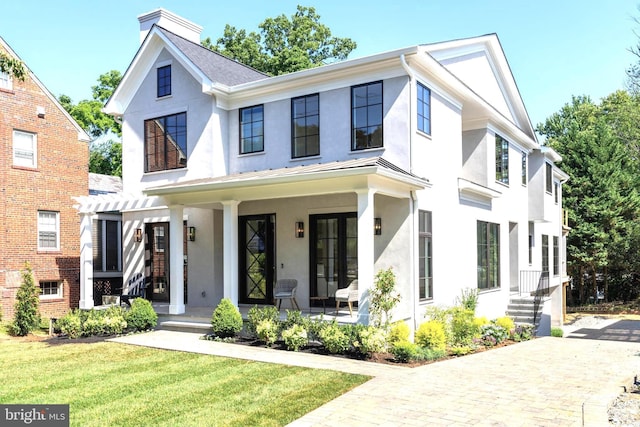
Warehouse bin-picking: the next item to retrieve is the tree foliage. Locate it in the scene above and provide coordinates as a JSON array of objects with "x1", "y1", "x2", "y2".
[
  {"x1": 10, "y1": 264, "x2": 41, "y2": 336},
  {"x1": 202, "y1": 5, "x2": 357, "y2": 76},
  {"x1": 537, "y1": 92, "x2": 640, "y2": 303},
  {"x1": 0, "y1": 51, "x2": 26, "y2": 80}
]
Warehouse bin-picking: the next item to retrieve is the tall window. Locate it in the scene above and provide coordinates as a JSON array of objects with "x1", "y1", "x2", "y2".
[
  {"x1": 521, "y1": 151, "x2": 527, "y2": 186},
  {"x1": 38, "y1": 211, "x2": 59, "y2": 251},
  {"x1": 352, "y1": 81, "x2": 383, "y2": 150},
  {"x1": 144, "y1": 112, "x2": 187, "y2": 172},
  {"x1": 546, "y1": 163, "x2": 553, "y2": 193},
  {"x1": 291, "y1": 94, "x2": 319, "y2": 158},
  {"x1": 528, "y1": 221, "x2": 534, "y2": 265},
  {"x1": 240, "y1": 105, "x2": 264, "y2": 154},
  {"x1": 419, "y1": 211, "x2": 433, "y2": 300},
  {"x1": 553, "y1": 236, "x2": 559, "y2": 276},
  {"x1": 0, "y1": 71, "x2": 12, "y2": 90},
  {"x1": 93, "y1": 218, "x2": 122, "y2": 272},
  {"x1": 477, "y1": 221, "x2": 500, "y2": 289},
  {"x1": 157, "y1": 65, "x2": 171, "y2": 97},
  {"x1": 554, "y1": 182, "x2": 559, "y2": 204},
  {"x1": 40, "y1": 281, "x2": 62, "y2": 299},
  {"x1": 495, "y1": 134, "x2": 509, "y2": 184},
  {"x1": 417, "y1": 82, "x2": 431, "y2": 135},
  {"x1": 542, "y1": 234, "x2": 549, "y2": 272},
  {"x1": 13, "y1": 130, "x2": 37, "y2": 168}
]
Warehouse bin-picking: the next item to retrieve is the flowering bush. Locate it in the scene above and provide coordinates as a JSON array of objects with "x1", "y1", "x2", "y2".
[
  {"x1": 247, "y1": 305, "x2": 280, "y2": 337},
  {"x1": 355, "y1": 326, "x2": 387, "y2": 356},
  {"x1": 281, "y1": 324, "x2": 308, "y2": 351},
  {"x1": 256, "y1": 319, "x2": 279, "y2": 347},
  {"x1": 319, "y1": 322, "x2": 350, "y2": 354}
]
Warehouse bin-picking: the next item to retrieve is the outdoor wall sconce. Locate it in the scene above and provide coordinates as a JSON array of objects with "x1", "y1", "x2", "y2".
[
  {"x1": 188, "y1": 226, "x2": 196, "y2": 242},
  {"x1": 374, "y1": 218, "x2": 382, "y2": 235},
  {"x1": 134, "y1": 228, "x2": 143, "y2": 242},
  {"x1": 295, "y1": 221, "x2": 304, "y2": 238}
]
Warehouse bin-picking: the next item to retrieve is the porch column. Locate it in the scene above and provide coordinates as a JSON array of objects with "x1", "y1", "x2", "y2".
[
  {"x1": 222, "y1": 201, "x2": 240, "y2": 306},
  {"x1": 79, "y1": 212, "x2": 94, "y2": 309},
  {"x1": 169, "y1": 205, "x2": 185, "y2": 314},
  {"x1": 356, "y1": 189, "x2": 375, "y2": 325}
]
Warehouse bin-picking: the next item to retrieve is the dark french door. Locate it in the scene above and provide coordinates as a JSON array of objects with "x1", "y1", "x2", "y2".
[
  {"x1": 310, "y1": 213, "x2": 358, "y2": 305},
  {"x1": 144, "y1": 222, "x2": 188, "y2": 303},
  {"x1": 239, "y1": 214, "x2": 276, "y2": 304}
]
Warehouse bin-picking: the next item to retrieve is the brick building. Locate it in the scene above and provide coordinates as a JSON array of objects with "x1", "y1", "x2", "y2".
[{"x1": 0, "y1": 36, "x2": 90, "y2": 320}]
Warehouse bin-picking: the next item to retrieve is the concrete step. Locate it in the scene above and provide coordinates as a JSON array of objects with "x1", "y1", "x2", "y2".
[{"x1": 156, "y1": 315, "x2": 212, "y2": 334}]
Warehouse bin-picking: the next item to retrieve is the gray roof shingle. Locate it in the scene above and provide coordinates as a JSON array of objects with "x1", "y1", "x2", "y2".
[{"x1": 157, "y1": 26, "x2": 268, "y2": 87}]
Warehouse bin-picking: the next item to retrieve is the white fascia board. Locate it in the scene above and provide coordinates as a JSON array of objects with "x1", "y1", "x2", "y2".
[
  {"x1": 486, "y1": 123, "x2": 538, "y2": 153},
  {"x1": 541, "y1": 145, "x2": 562, "y2": 163}
]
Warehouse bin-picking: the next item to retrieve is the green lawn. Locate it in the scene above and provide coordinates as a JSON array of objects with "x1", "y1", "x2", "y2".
[{"x1": 0, "y1": 338, "x2": 369, "y2": 426}]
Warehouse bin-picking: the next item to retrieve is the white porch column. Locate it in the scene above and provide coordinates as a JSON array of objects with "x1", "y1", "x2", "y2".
[
  {"x1": 222, "y1": 201, "x2": 240, "y2": 306},
  {"x1": 169, "y1": 205, "x2": 185, "y2": 314},
  {"x1": 79, "y1": 212, "x2": 94, "y2": 309},
  {"x1": 356, "y1": 189, "x2": 375, "y2": 325}
]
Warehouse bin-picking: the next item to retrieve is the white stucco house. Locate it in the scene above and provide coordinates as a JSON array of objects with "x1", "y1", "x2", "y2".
[{"x1": 74, "y1": 9, "x2": 570, "y2": 332}]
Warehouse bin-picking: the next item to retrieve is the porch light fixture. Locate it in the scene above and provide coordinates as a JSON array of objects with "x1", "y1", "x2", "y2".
[
  {"x1": 188, "y1": 226, "x2": 196, "y2": 242},
  {"x1": 134, "y1": 228, "x2": 143, "y2": 242},
  {"x1": 374, "y1": 218, "x2": 382, "y2": 235},
  {"x1": 295, "y1": 221, "x2": 304, "y2": 238}
]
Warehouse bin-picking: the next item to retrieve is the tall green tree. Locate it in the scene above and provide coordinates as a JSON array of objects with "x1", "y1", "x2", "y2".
[
  {"x1": 9, "y1": 264, "x2": 41, "y2": 336},
  {"x1": 59, "y1": 70, "x2": 123, "y2": 177},
  {"x1": 202, "y1": 5, "x2": 357, "y2": 76}
]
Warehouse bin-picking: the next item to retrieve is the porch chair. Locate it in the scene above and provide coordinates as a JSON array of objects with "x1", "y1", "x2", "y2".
[
  {"x1": 274, "y1": 279, "x2": 300, "y2": 310},
  {"x1": 120, "y1": 273, "x2": 147, "y2": 307},
  {"x1": 335, "y1": 280, "x2": 358, "y2": 316}
]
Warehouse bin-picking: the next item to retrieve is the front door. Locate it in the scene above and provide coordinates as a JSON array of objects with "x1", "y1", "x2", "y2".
[
  {"x1": 145, "y1": 223, "x2": 169, "y2": 302},
  {"x1": 310, "y1": 213, "x2": 358, "y2": 305},
  {"x1": 239, "y1": 214, "x2": 276, "y2": 304}
]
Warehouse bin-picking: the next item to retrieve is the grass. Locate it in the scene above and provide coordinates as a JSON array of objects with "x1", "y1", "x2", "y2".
[{"x1": 0, "y1": 336, "x2": 370, "y2": 426}]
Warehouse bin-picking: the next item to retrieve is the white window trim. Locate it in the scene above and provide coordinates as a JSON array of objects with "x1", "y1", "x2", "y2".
[
  {"x1": 38, "y1": 211, "x2": 60, "y2": 251},
  {"x1": 13, "y1": 130, "x2": 37, "y2": 168},
  {"x1": 39, "y1": 281, "x2": 63, "y2": 300},
  {"x1": 0, "y1": 71, "x2": 12, "y2": 90}
]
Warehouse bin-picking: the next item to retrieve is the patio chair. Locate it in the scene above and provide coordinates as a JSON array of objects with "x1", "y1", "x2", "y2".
[
  {"x1": 120, "y1": 273, "x2": 147, "y2": 307},
  {"x1": 335, "y1": 280, "x2": 358, "y2": 316},
  {"x1": 274, "y1": 279, "x2": 300, "y2": 310}
]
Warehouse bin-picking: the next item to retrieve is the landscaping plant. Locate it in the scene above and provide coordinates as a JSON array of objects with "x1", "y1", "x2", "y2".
[
  {"x1": 355, "y1": 325, "x2": 387, "y2": 356},
  {"x1": 415, "y1": 319, "x2": 447, "y2": 352},
  {"x1": 256, "y1": 318, "x2": 279, "y2": 346},
  {"x1": 455, "y1": 288, "x2": 479, "y2": 313},
  {"x1": 211, "y1": 298, "x2": 243, "y2": 338},
  {"x1": 369, "y1": 267, "x2": 401, "y2": 329},
  {"x1": 494, "y1": 316, "x2": 515, "y2": 332},
  {"x1": 551, "y1": 327, "x2": 564, "y2": 337},
  {"x1": 478, "y1": 324, "x2": 508, "y2": 347},
  {"x1": 318, "y1": 321, "x2": 350, "y2": 354},
  {"x1": 125, "y1": 298, "x2": 158, "y2": 331},
  {"x1": 281, "y1": 324, "x2": 308, "y2": 351},
  {"x1": 387, "y1": 320, "x2": 410, "y2": 346},
  {"x1": 9, "y1": 264, "x2": 41, "y2": 336},
  {"x1": 247, "y1": 305, "x2": 280, "y2": 337}
]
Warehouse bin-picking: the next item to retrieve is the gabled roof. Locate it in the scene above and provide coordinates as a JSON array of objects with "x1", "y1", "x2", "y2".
[{"x1": 0, "y1": 37, "x2": 91, "y2": 143}]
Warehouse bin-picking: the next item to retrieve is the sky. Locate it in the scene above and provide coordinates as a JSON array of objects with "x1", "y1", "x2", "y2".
[{"x1": 1, "y1": 1, "x2": 639, "y2": 129}]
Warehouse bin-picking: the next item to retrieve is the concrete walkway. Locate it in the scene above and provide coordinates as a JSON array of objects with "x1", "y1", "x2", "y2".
[{"x1": 111, "y1": 327, "x2": 640, "y2": 426}]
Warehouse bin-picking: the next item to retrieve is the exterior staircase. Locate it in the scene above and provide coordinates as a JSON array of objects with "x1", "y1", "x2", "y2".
[
  {"x1": 156, "y1": 314, "x2": 212, "y2": 334},
  {"x1": 506, "y1": 295, "x2": 539, "y2": 326}
]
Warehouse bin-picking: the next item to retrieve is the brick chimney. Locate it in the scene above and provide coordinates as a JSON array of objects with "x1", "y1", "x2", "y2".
[{"x1": 138, "y1": 8, "x2": 203, "y2": 44}]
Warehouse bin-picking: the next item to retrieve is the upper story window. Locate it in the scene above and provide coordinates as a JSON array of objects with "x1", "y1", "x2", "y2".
[
  {"x1": 157, "y1": 65, "x2": 171, "y2": 97},
  {"x1": 13, "y1": 130, "x2": 37, "y2": 168},
  {"x1": 291, "y1": 94, "x2": 319, "y2": 158},
  {"x1": 554, "y1": 182, "x2": 559, "y2": 204},
  {"x1": 542, "y1": 234, "x2": 549, "y2": 273},
  {"x1": 144, "y1": 112, "x2": 187, "y2": 173},
  {"x1": 38, "y1": 211, "x2": 59, "y2": 251},
  {"x1": 545, "y1": 162, "x2": 553, "y2": 193},
  {"x1": 240, "y1": 105, "x2": 264, "y2": 154},
  {"x1": 477, "y1": 220, "x2": 500, "y2": 290},
  {"x1": 93, "y1": 218, "x2": 122, "y2": 273},
  {"x1": 352, "y1": 81, "x2": 383, "y2": 150},
  {"x1": 417, "y1": 82, "x2": 431, "y2": 135},
  {"x1": 0, "y1": 71, "x2": 12, "y2": 90},
  {"x1": 495, "y1": 134, "x2": 509, "y2": 185},
  {"x1": 521, "y1": 151, "x2": 527, "y2": 186},
  {"x1": 419, "y1": 210, "x2": 433, "y2": 300},
  {"x1": 553, "y1": 236, "x2": 559, "y2": 276}
]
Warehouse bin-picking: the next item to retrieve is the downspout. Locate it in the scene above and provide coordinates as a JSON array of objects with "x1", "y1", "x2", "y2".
[{"x1": 400, "y1": 54, "x2": 415, "y2": 174}]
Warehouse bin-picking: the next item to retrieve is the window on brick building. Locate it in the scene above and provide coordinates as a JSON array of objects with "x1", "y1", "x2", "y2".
[
  {"x1": 38, "y1": 211, "x2": 59, "y2": 251},
  {"x1": 0, "y1": 71, "x2": 12, "y2": 90},
  {"x1": 40, "y1": 281, "x2": 63, "y2": 299},
  {"x1": 13, "y1": 130, "x2": 37, "y2": 168}
]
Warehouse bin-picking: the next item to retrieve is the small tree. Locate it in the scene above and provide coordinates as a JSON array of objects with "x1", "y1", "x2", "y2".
[
  {"x1": 10, "y1": 264, "x2": 41, "y2": 336},
  {"x1": 369, "y1": 268, "x2": 401, "y2": 329}
]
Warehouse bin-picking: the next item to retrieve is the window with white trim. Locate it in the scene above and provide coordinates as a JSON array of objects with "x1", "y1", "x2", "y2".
[
  {"x1": 38, "y1": 211, "x2": 59, "y2": 251},
  {"x1": 93, "y1": 218, "x2": 122, "y2": 272},
  {"x1": 419, "y1": 210, "x2": 433, "y2": 300},
  {"x1": 40, "y1": 281, "x2": 63, "y2": 299},
  {"x1": 0, "y1": 71, "x2": 12, "y2": 90},
  {"x1": 495, "y1": 134, "x2": 509, "y2": 184},
  {"x1": 13, "y1": 130, "x2": 37, "y2": 168},
  {"x1": 477, "y1": 221, "x2": 500, "y2": 290},
  {"x1": 417, "y1": 82, "x2": 431, "y2": 135}
]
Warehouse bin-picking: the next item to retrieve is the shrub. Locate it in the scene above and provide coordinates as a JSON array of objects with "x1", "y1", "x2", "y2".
[
  {"x1": 82, "y1": 310, "x2": 105, "y2": 336},
  {"x1": 387, "y1": 321, "x2": 410, "y2": 345},
  {"x1": 494, "y1": 316, "x2": 515, "y2": 332},
  {"x1": 319, "y1": 322, "x2": 350, "y2": 354},
  {"x1": 56, "y1": 310, "x2": 82, "y2": 339},
  {"x1": 449, "y1": 307, "x2": 479, "y2": 347},
  {"x1": 10, "y1": 264, "x2": 41, "y2": 336},
  {"x1": 455, "y1": 288, "x2": 478, "y2": 313},
  {"x1": 256, "y1": 319, "x2": 279, "y2": 347},
  {"x1": 306, "y1": 315, "x2": 325, "y2": 342},
  {"x1": 415, "y1": 320, "x2": 446, "y2": 351},
  {"x1": 391, "y1": 341, "x2": 420, "y2": 363},
  {"x1": 211, "y1": 298, "x2": 243, "y2": 338},
  {"x1": 281, "y1": 310, "x2": 309, "y2": 332},
  {"x1": 550, "y1": 327, "x2": 564, "y2": 337},
  {"x1": 247, "y1": 305, "x2": 280, "y2": 337},
  {"x1": 478, "y1": 324, "x2": 508, "y2": 346},
  {"x1": 473, "y1": 316, "x2": 489, "y2": 328},
  {"x1": 281, "y1": 324, "x2": 308, "y2": 351},
  {"x1": 419, "y1": 347, "x2": 447, "y2": 361},
  {"x1": 511, "y1": 324, "x2": 534, "y2": 341},
  {"x1": 355, "y1": 326, "x2": 387, "y2": 356},
  {"x1": 449, "y1": 346, "x2": 473, "y2": 356},
  {"x1": 125, "y1": 298, "x2": 158, "y2": 331},
  {"x1": 370, "y1": 268, "x2": 401, "y2": 328}
]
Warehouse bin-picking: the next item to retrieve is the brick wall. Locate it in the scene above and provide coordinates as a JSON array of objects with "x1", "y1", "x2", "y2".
[{"x1": 0, "y1": 43, "x2": 88, "y2": 321}]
